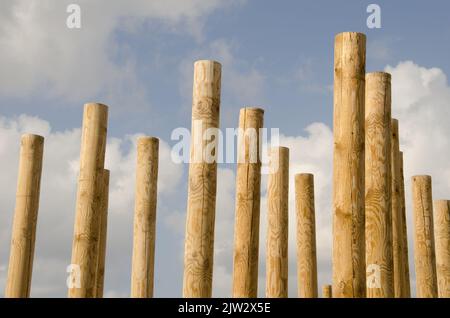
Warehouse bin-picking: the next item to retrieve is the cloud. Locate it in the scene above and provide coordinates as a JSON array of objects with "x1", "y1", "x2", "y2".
[
  {"x1": 0, "y1": 114, "x2": 183, "y2": 297},
  {"x1": 0, "y1": 0, "x2": 240, "y2": 101}
]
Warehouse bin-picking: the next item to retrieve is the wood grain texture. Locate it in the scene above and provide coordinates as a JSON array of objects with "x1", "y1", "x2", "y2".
[
  {"x1": 364, "y1": 72, "x2": 394, "y2": 298},
  {"x1": 322, "y1": 285, "x2": 332, "y2": 298},
  {"x1": 266, "y1": 147, "x2": 289, "y2": 298},
  {"x1": 131, "y1": 137, "x2": 159, "y2": 298},
  {"x1": 69, "y1": 103, "x2": 108, "y2": 298},
  {"x1": 5, "y1": 134, "x2": 44, "y2": 298},
  {"x1": 232, "y1": 107, "x2": 264, "y2": 298},
  {"x1": 433, "y1": 200, "x2": 450, "y2": 297},
  {"x1": 399, "y1": 152, "x2": 411, "y2": 297},
  {"x1": 295, "y1": 173, "x2": 318, "y2": 298},
  {"x1": 95, "y1": 169, "x2": 109, "y2": 298},
  {"x1": 332, "y1": 32, "x2": 366, "y2": 298},
  {"x1": 412, "y1": 175, "x2": 438, "y2": 298},
  {"x1": 391, "y1": 119, "x2": 406, "y2": 297},
  {"x1": 183, "y1": 60, "x2": 221, "y2": 298}
]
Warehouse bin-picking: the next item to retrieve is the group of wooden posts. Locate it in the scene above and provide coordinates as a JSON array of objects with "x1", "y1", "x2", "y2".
[{"x1": 3, "y1": 32, "x2": 450, "y2": 298}]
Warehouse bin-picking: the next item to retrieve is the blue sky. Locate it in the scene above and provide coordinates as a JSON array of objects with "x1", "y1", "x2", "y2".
[{"x1": 1, "y1": 0, "x2": 450, "y2": 297}]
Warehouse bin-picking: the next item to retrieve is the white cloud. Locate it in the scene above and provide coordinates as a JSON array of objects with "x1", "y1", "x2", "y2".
[
  {"x1": 0, "y1": 114, "x2": 183, "y2": 297},
  {"x1": 0, "y1": 0, "x2": 240, "y2": 101}
]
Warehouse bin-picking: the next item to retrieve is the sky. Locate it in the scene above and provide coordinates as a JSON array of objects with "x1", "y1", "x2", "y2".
[{"x1": 1, "y1": 0, "x2": 450, "y2": 297}]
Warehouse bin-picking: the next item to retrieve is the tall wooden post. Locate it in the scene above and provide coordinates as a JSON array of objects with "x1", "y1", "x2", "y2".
[
  {"x1": 69, "y1": 103, "x2": 108, "y2": 298},
  {"x1": 131, "y1": 137, "x2": 159, "y2": 298},
  {"x1": 183, "y1": 60, "x2": 221, "y2": 298},
  {"x1": 5, "y1": 134, "x2": 44, "y2": 298},
  {"x1": 364, "y1": 72, "x2": 393, "y2": 298},
  {"x1": 332, "y1": 32, "x2": 366, "y2": 298},
  {"x1": 266, "y1": 147, "x2": 289, "y2": 298},
  {"x1": 322, "y1": 285, "x2": 332, "y2": 298},
  {"x1": 399, "y1": 151, "x2": 411, "y2": 297},
  {"x1": 412, "y1": 175, "x2": 438, "y2": 298},
  {"x1": 391, "y1": 119, "x2": 406, "y2": 297},
  {"x1": 433, "y1": 200, "x2": 450, "y2": 297},
  {"x1": 232, "y1": 107, "x2": 264, "y2": 298},
  {"x1": 295, "y1": 173, "x2": 318, "y2": 298},
  {"x1": 95, "y1": 169, "x2": 110, "y2": 298}
]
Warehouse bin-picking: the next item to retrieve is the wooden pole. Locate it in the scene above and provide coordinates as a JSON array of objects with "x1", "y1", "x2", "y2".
[
  {"x1": 412, "y1": 175, "x2": 438, "y2": 298},
  {"x1": 95, "y1": 169, "x2": 110, "y2": 298},
  {"x1": 183, "y1": 60, "x2": 221, "y2": 298},
  {"x1": 232, "y1": 107, "x2": 264, "y2": 298},
  {"x1": 5, "y1": 134, "x2": 44, "y2": 298},
  {"x1": 332, "y1": 32, "x2": 366, "y2": 298},
  {"x1": 399, "y1": 151, "x2": 411, "y2": 297},
  {"x1": 131, "y1": 137, "x2": 159, "y2": 298},
  {"x1": 364, "y1": 72, "x2": 393, "y2": 298},
  {"x1": 391, "y1": 119, "x2": 406, "y2": 297},
  {"x1": 295, "y1": 173, "x2": 318, "y2": 298},
  {"x1": 322, "y1": 285, "x2": 332, "y2": 298},
  {"x1": 266, "y1": 147, "x2": 289, "y2": 298},
  {"x1": 433, "y1": 200, "x2": 450, "y2": 298},
  {"x1": 69, "y1": 103, "x2": 108, "y2": 298}
]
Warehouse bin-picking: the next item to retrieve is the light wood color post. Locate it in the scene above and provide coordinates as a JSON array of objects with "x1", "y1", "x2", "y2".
[
  {"x1": 232, "y1": 107, "x2": 264, "y2": 298},
  {"x1": 364, "y1": 72, "x2": 393, "y2": 298},
  {"x1": 391, "y1": 119, "x2": 406, "y2": 297},
  {"x1": 95, "y1": 169, "x2": 110, "y2": 298},
  {"x1": 412, "y1": 175, "x2": 438, "y2": 298},
  {"x1": 322, "y1": 285, "x2": 332, "y2": 298},
  {"x1": 433, "y1": 200, "x2": 450, "y2": 297},
  {"x1": 332, "y1": 32, "x2": 366, "y2": 298},
  {"x1": 266, "y1": 147, "x2": 289, "y2": 298},
  {"x1": 69, "y1": 103, "x2": 108, "y2": 298},
  {"x1": 131, "y1": 137, "x2": 159, "y2": 298},
  {"x1": 183, "y1": 60, "x2": 221, "y2": 298},
  {"x1": 399, "y1": 151, "x2": 411, "y2": 297},
  {"x1": 295, "y1": 173, "x2": 318, "y2": 298},
  {"x1": 5, "y1": 134, "x2": 44, "y2": 298}
]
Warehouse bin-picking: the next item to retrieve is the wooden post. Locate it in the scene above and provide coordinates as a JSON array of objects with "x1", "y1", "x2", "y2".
[
  {"x1": 322, "y1": 285, "x2": 332, "y2": 298},
  {"x1": 365, "y1": 72, "x2": 393, "y2": 298},
  {"x1": 131, "y1": 137, "x2": 159, "y2": 298},
  {"x1": 332, "y1": 32, "x2": 366, "y2": 298},
  {"x1": 69, "y1": 103, "x2": 108, "y2": 298},
  {"x1": 183, "y1": 60, "x2": 221, "y2": 298},
  {"x1": 399, "y1": 151, "x2": 411, "y2": 297},
  {"x1": 266, "y1": 147, "x2": 289, "y2": 298},
  {"x1": 433, "y1": 200, "x2": 450, "y2": 298},
  {"x1": 295, "y1": 173, "x2": 318, "y2": 298},
  {"x1": 95, "y1": 169, "x2": 110, "y2": 298},
  {"x1": 391, "y1": 119, "x2": 406, "y2": 297},
  {"x1": 232, "y1": 107, "x2": 264, "y2": 298},
  {"x1": 412, "y1": 175, "x2": 438, "y2": 298},
  {"x1": 5, "y1": 134, "x2": 44, "y2": 298}
]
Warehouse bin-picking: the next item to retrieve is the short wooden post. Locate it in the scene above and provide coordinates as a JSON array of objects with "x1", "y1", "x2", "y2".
[
  {"x1": 391, "y1": 119, "x2": 406, "y2": 297},
  {"x1": 399, "y1": 151, "x2": 411, "y2": 297},
  {"x1": 232, "y1": 107, "x2": 264, "y2": 298},
  {"x1": 95, "y1": 169, "x2": 110, "y2": 298},
  {"x1": 131, "y1": 137, "x2": 159, "y2": 298},
  {"x1": 433, "y1": 200, "x2": 450, "y2": 298},
  {"x1": 412, "y1": 175, "x2": 438, "y2": 298},
  {"x1": 183, "y1": 60, "x2": 222, "y2": 298},
  {"x1": 266, "y1": 147, "x2": 289, "y2": 298},
  {"x1": 295, "y1": 173, "x2": 318, "y2": 298},
  {"x1": 332, "y1": 32, "x2": 366, "y2": 298},
  {"x1": 365, "y1": 72, "x2": 394, "y2": 297},
  {"x1": 322, "y1": 285, "x2": 332, "y2": 298},
  {"x1": 69, "y1": 103, "x2": 108, "y2": 298},
  {"x1": 5, "y1": 134, "x2": 44, "y2": 298}
]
